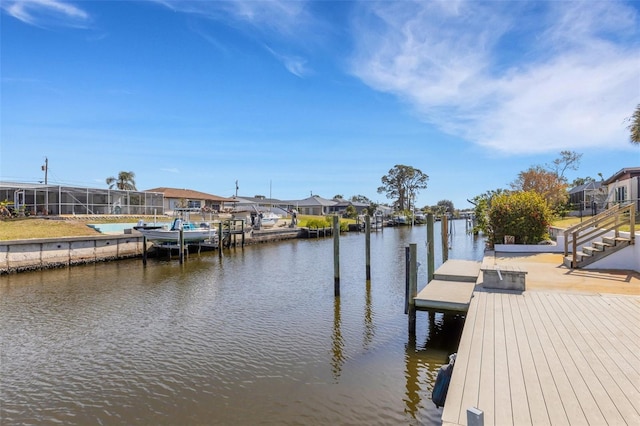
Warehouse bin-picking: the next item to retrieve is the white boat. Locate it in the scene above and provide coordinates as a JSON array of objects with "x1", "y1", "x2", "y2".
[
  {"x1": 259, "y1": 211, "x2": 281, "y2": 228},
  {"x1": 137, "y1": 218, "x2": 216, "y2": 242},
  {"x1": 393, "y1": 215, "x2": 408, "y2": 225}
]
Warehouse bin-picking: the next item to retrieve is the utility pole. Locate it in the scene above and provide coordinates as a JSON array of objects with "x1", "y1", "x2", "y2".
[{"x1": 41, "y1": 157, "x2": 48, "y2": 184}]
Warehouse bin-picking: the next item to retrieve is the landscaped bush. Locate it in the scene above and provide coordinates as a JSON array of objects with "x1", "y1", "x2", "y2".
[
  {"x1": 488, "y1": 191, "x2": 552, "y2": 245},
  {"x1": 305, "y1": 217, "x2": 331, "y2": 228},
  {"x1": 299, "y1": 215, "x2": 350, "y2": 232}
]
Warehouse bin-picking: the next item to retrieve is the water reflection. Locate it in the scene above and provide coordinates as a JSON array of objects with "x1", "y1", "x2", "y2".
[
  {"x1": 331, "y1": 297, "x2": 345, "y2": 382},
  {"x1": 362, "y1": 280, "x2": 375, "y2": 349},
  {"x1": 404, "y1": 312, "x2": 466, "y2": 422}
]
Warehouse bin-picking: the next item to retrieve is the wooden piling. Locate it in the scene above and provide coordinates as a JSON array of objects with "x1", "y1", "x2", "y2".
[
  {"x1": 408, "y1": 243, "x2": 418, "y2": 335},
  {"x1": 365, "y1": 215, "x2": 371, "y2": 280},
  {"x1": 179, "y1": 228, "x2": 185, "y2": 264},
  {"x1": 218, "y1": 222, "x2": 223, "y2": 257},
  {"x1": 441, "y1": 215, "x2": 449, "y2": 263},
  {"x1": 333, "y1": 215, "x2": 340, "y2": 297},
  {"x1": 427, "y1": 213, "x2": 434, "y2": 283},
  {"x1": 142, "y1": 235, "x2": 148, "y2": 266},
  {"x1": 404, "y1": 246, "x2": 410, "y2": 314}
]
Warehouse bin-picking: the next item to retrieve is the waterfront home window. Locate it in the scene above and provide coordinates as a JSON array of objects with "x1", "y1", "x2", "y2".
[
  {"x1": 188, "y1": 200, "x2": 201, "y2": 209},
  {"x1": 615, "y1": 186, "x2": 627, "y2": 203}
]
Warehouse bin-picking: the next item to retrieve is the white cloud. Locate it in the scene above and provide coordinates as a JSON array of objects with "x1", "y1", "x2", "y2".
[
  {"x1": 350, "y1": 0, "x2": 640, "y2": 154},
  {"x1": 152, "y1": 0, "x2": 311, "y2": 37},
  {"x1": 2, "y1": 0, "x2": 90, "y2": 28},
  {"x1": 153, "y1": 0, "x2": 314, "y2": 77},
  {"x1": 264, "y1": 45, "x2": 309, "y2": 77}
]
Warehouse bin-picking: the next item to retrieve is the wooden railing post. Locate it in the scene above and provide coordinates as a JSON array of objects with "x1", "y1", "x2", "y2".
[
  {"x1": 571, "y1": 233, "x2": 577, "y2": 268},
  {"x1": 630, "y1": 204, "x2": 635, "y2": 244}
]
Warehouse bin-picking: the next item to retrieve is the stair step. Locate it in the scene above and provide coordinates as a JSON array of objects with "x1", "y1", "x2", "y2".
[
  {"x1": 582, "y1": 246, "x2": 601, "y2": 255},
  {"x1": 592, "y1": 241, "x2": 612, "y2": 250},
  {"x1": 563, "y1": 256, "x2": 574, "y2": 268},
  {"x1": 603, "y1": 236, "x2": 631, "y2": 246},
  {"x1": 576, "y1": 251, "x2": 591, "y2": 259}
]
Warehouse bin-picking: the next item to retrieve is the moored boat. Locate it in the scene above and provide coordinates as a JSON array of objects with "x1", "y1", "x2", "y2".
[
  {"x1": 137, "y1": 218, "x2": 216, "y2": 242},
  {"x1": 259, "y1": 211, "x2": 281, "y2": 228}
]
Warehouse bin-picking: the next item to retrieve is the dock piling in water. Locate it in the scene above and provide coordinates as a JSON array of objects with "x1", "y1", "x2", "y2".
[
  {"x1": 218, "y1": 222, "x2": 223, "y2": 257},
  {"x1": 407, "y1": 243, "x2": 418, "y2": 335},
  {"x1": 365, "y1": 215, "x2": 371, "y2": 280},
  {"x1": 441, "y1": 215, "x2": 449, "y2": 263},
  {"x1": 179, "y1": 228, "x2": 185, "y2": 264},
  {"x1": 333, "y1": 215, "x2": 340, "y2": 297},
  {"x1": 427, "y1": 213, "x2": 434, "y2": 283},
  {"x1": 142, "y1": 236, "x2": 148, "y2": 266}
]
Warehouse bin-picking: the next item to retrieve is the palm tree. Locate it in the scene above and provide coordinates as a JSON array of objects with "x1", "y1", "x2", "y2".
[
  {"x1": 628, "y1": 104, "x2": 640, "y2": 145},
  {"x1": 106, "y1": 171, "x2": 137, "y2": 190}
]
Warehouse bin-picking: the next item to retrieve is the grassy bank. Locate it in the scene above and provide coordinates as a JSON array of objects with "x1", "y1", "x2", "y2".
[{"x1": 0, "y1": 218, "x2": 102, "y2": 240}]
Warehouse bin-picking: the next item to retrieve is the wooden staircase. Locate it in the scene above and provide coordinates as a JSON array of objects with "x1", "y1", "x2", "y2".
[{"x1": 563, "y1": 202, "x2": 636, "y2": 268}]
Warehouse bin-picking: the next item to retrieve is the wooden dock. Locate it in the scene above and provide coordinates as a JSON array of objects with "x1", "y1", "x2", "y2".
[
  {"x1": 301, "y1": 226, "x2": 332, "y2": 238},
  {"x1": 414, "y1": 260, "x2": 481, "y2": 313},
  {"x1": 441, "y1": 253, "x2": 640, "y2": 425}
]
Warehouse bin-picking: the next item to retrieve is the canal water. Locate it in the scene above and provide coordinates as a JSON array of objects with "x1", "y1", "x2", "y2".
[{"x1": 0, "y1": 221, "x2": 485, "y2": 425}]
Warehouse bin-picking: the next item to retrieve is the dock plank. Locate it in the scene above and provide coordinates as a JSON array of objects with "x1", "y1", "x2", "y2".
[
  {"x1": 509, "y1": 295, "x2": 549, "y2": 425},
  {"x1": 545, "y1": 292, "x2": 628, "y2": 424},
  {"x1": 581, "y1": 295, "x2": 640, "y2": 368},
  {"x1": 516, "y1": 294, "x2": 569, "y2": 425},
  {"x1": 526, "y1": 292, "x2": 588, "y2": 425},
  {"x1": 477, "y1": 292, "x2": 495, "y2": 426},
  {"x1": 441, "y1": 287, "x2": 481, "y2": 425},
  {"x1": 458, "y1": 290, "x2": 487, "y2": 418},
  {"x1": 553, "y1": 293, "x2": 640, "y2": 424},
  {"x1": 502, "y1": 293, "x2": 532, "y2": 425},
  {"x1": 567, "y1": 294, "x2": 640, "y2": 389},
  {"x1": 414, "y1": 280, "x2": 476, "y2": 312},
  {"x1": 532, "y1": 293, "x2": 609, "y2": 424},
  {"x1": 606, "y1": 296, "x2": 640, "y2": 323},
  {"x1": 492, "y1": 293, "x2": 513, "y2": 425},
  {"x1": 433, "y1": 259, "x2": 481, "y2": 282}
]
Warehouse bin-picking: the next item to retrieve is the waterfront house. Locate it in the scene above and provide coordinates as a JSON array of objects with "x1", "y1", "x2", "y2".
[
  {"x1": 601, "y1": 167, "x2": 640, "y2": 211},
  {"x1": 146, "y1": 187, "x2": 235, "y2": 215},
  {"x1": 294, "y1": 195, "x2": 337, "y2": 216},
  {"x1": 327, "y1": 198, "x2": 371, "y2": 216}
]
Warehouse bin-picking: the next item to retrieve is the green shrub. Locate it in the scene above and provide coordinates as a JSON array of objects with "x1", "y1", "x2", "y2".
[
  {"x1": 488, "y1": 191, "x2": 552, "y2": 245},
  {"x1": 306, "y1": 217, "x2": 331, "y2": 228}
]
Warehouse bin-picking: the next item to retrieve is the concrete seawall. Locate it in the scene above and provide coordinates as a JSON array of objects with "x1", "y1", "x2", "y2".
[
  {"x1": 0, "y1": 228, "x2": 312, "y2": 274},
  {"x1": 0, "y1": 235, "x2": 148, "y2": 274}
]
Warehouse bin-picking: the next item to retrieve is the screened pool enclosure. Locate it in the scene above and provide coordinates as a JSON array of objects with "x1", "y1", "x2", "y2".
[{"x1": 0, "y1": 182, "x2": 164, "y2": 216}]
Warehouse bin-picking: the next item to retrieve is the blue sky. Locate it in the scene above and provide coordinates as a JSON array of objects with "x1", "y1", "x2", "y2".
[{"x1": 1, "y1": 0, "x2": 639, "y2": 210}]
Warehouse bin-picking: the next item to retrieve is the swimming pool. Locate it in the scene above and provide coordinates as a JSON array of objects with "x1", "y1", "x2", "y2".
[{"x1": 88, "y1": 222, "x2": 169, "y2": 234}]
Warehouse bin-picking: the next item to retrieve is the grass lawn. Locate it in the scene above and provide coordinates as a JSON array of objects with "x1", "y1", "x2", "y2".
[
  {"x1": 0, "y1": 218, "x2": 102, "y2": 240},
  {"x1": 551, "y1": 216, "x2": 582, "y2": 228}
]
